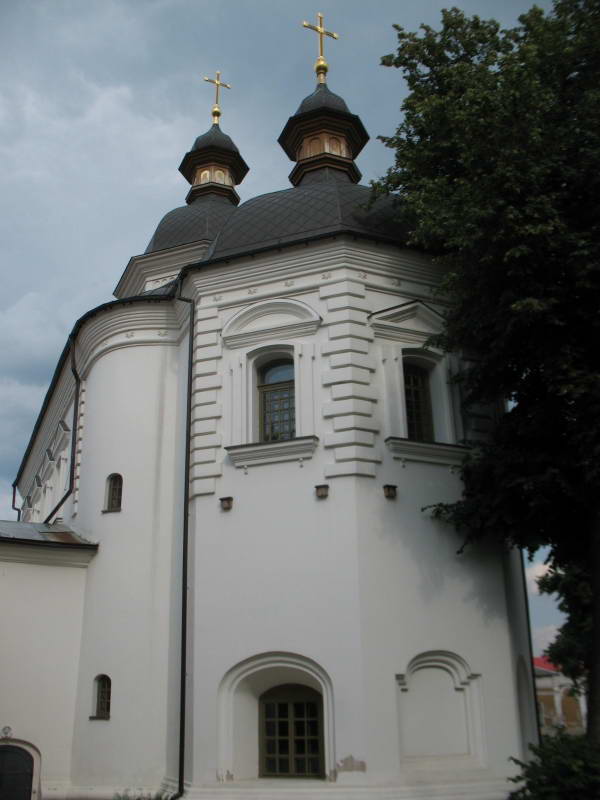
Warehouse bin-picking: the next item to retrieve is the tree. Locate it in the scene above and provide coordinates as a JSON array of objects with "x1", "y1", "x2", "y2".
[{"x1": 373, "y1": 0, "x2": 600, "y2": 741}]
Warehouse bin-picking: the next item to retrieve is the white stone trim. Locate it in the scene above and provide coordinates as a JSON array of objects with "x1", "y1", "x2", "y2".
[
  {"x1": 217, "y1": 651, "x2": 336, "y2": 783},
  {"x1": 395, "y1": 651, "x2": 487, "y2": 768},
  {"x1": 225, "y1": 436, "x2": 319, "y2": 468},
  {"x1": 385, "y1": 438, "x2": 467, "y2": 466},
  {"x1": 222, "y1": 298, "x2": 321, "y2": 349}
]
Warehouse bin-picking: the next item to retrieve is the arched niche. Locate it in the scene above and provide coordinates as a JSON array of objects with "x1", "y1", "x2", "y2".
[
  {"x1": 217, "y1": 652, "x2": 335, "y2": 782},
  {"x1": 222, "y1": 299, "x2": 321, "y2": 350},
  {"x1": 396, "y1": 651, "x2": 486, "y2": 766}
]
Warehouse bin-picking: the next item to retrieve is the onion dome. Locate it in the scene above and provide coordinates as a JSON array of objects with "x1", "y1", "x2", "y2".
[
  {"x1": 145, "y1": 72, "x2": 248, "y2": 254},
  {"x1": 278, "y1": 82, "x2": 368, "y2": 186}
]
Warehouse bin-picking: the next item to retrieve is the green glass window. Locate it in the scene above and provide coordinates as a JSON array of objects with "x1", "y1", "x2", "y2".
[
  {"x1": 403, "y1": 362, "x2": 434, "y2": 442},
  {"x1": 259, "y1": 684, "x2": 324, "y2": 778},
  {"x1": 258, "y1": 360, "x2": 295, "y2": 442}
]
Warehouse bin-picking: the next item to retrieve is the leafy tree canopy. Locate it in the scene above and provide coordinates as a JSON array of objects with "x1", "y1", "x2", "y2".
[{"x1": 374, "y1": 0, "x2": 600, "y2": 738}]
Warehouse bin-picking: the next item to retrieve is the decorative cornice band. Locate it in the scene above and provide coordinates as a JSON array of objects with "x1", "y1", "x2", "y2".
[
  {"x1": 225, "y1": 436, "x2": 319, "y2": 467},
  {"x1": 385, "y1": 437, "x2": 467, "y2": 466}
]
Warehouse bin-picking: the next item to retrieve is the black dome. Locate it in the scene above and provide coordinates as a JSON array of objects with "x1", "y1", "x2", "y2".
[
  {"x1": 145, "y1": 194, "x2": 236, "y2": 253},
  {"x1": 206, "y1": 171, "x2": 403, "y2": 262},
  {"x1": 295, "y1": 83, "x2": 350, "y2": 115},
  {"x1": 191, "y1": 124, "x2": 240, "y2": 153}
]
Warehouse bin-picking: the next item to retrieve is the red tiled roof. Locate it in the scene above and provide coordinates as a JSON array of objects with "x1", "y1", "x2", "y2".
[{"x1": 534, "y1": 656, "x2": 559, "y2": 673}]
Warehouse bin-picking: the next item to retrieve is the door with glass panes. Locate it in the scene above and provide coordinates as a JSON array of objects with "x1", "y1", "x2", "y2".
[{"x1": 259, "y1": 684, "x2": 324, "y2": 778}]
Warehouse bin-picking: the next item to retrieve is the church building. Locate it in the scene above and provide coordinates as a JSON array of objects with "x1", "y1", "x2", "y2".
[{"x1": 1, "y1": 16, "x2": 537, "y2": 800}]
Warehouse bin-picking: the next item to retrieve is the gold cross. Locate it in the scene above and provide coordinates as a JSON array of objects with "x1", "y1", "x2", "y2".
[
  {"x1": 303, "y1": 12, "x2": 338, "y2": 81},
  {"x1": 203, "y1": 70, "x2": 231, "y2": 124}
]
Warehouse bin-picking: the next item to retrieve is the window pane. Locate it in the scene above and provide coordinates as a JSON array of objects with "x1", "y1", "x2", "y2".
[
  {"x1": 266, "y1": 721, "x2": 275, "y2": 737},
  {"x1": 278, "y1": 703, "x2": 288, "y2": 718},
  {"x1": 294, "y1": 702, "x2": 305, "y2": 718},
  {"x1": 308, "y1": 739, "x2": 319, "y2": 754},
  {"x1": 266, "y1": 740, "x2": 276, "y2": 754},
  {"x1": 306, "y1": 702, "x2": 317, "y2": 718},
  {"x1": 295, "y1": 758, "x2": 306, "y2": 773},
  {"x1": 309, "y1": 758, "x2": 320, "y2": 774},
  {"x1": 279, "y1": 758, "x2": 289, "y2": 773},
  {"x1": 261, "y1": 362, "x2": 294, "y2": 384},
  {"x1": 265, "y1": 703, "x2": 275, "y2": 718},
  {"x1": 404, "y1": 363, "x2": 434, "y2": 442},
  {"x1": 279, "y1": 739, "x2": 289, "y2": 755},
  {"x1": 278, "y1": 721, "x2": 288, "y2": 737},
  {"x1": 295, "y1": 739, "x2": 305, "y2": 754},
  {"x1": 266, "y1": 758, "x2": 276, "y2": 773},
  {"x1": 295, "y1": 721, "x2": 305, "y2": 736},
  {"x1": 308, "y1": 720, "x2": 318, "y2": 736}
]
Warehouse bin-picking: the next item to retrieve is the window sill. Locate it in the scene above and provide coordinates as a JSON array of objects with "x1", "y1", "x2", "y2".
[
  {"x1": 89, "y1": 715, "x2": 110, "y2": 721},
  {"x1": 101, "y1": 509, "x2": 121, "y2": 514},
  {"x1": 385, "y1": 437, "x2": 467, "y2": 466},
  {"x1": 225, "y1": 436, "x2": 319, "y2": 468}
]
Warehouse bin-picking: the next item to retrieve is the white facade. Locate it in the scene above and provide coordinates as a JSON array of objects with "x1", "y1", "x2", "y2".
[{"x1": 2, "y1": 87, "x2": 538, "y2": 800}]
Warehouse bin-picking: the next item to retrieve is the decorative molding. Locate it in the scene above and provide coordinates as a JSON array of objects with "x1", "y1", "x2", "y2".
[
  {"x1": 222, "y1": 298, "x2": 321, "y2": 349},
  {"x1": 370, "y1": 300, "x2": 445, "y2": 344},
  {"x1": 225, "y1": 436, "x2": 319, "y2": 468},
  {"x1": 385, "y1": 437, "x2": 467, "y2": 466}
]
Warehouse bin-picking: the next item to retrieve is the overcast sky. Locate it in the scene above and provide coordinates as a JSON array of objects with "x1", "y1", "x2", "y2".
[{"x1": 0, "y1": 0, "x2": 560, "y2": 652}]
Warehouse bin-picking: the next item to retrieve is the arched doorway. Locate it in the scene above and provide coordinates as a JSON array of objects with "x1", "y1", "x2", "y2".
[{"x1": 0, "y1": 744, "x2": 34, "y2": 799}]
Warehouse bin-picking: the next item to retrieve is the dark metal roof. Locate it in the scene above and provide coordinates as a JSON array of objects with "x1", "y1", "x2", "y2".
[
  {"x1": 191, "y1": 123, "x2": 240, "y2": 154},
  {"x1": 205, "y1": 169, "x2": 404, "y2": 262},
  {"x1": 0, "y1": 521, "x2": 97, "y2": 549},
  {"x1": 295, "y1": 83, "x2": 350, "y2": 115},
  {"x1": 145, "y1": 194, "x2": 237, "y2": 254}
]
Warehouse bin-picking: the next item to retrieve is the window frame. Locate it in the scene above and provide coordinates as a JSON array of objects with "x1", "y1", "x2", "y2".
[
  {"x1": 257, "y1": 358, "x2": 296, "y2": 443},
  {"x1": 258, "y1": 684, "x2": 325, "y2": 779},
  {"x1": 90, "y1": 674, "x2": 111, "y2": 720},
  {"x1": 103, "y1": 473, "x2": 123, "y2": 513}
]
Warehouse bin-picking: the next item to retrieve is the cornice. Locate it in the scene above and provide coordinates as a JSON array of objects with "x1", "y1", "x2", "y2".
[
  {"x1": 225, "y1": 436, "x2": 319, "y2": 468},
  {"x1": 115, "y1": 239, "x2": 211, "y2": 299},
  {"x1": 385, "y1": 437, "x2": 467, "y2": 466},
  {"x1": 0, "y1": 540, "x2": 97, "y2": 568}
]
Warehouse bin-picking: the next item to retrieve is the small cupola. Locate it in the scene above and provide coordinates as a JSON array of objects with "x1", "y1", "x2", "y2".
[
  {"x1": 277, "y1": 13, "x2": 368, "y2": 186},
  {"x1": 179, "y1": 71, "x2": 249, "y2": 205}
]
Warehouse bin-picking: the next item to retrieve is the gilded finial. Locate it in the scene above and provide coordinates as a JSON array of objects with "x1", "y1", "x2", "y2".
[
  {"x1": 302, "y1": 12, "x2": 338, "y2": 84},
  {"x1": 203, "y1": 70, "x2": 231, "y2": 125}
]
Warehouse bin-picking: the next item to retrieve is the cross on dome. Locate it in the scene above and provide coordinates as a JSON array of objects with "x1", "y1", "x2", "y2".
[
  {"x1": 302, "y1": 12, "x2": 338, "y2": 83},
  {"x1": 204, "y1": 70, "x2": 232, "y2": 124}
]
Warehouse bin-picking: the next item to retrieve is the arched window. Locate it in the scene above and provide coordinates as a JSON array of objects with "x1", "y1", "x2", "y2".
[
  {"x1": 403, "y1": 362, "x2": 434, "y2": 442},
  {"x1": 259, "y1": 684, "x2": 324, "y2": 778},
  {"x1": 215, "y1": 169, "x2": 225, "y2": 184},
  {"x1": 104, "y1": 474, "x2": 123, "y2": 512},
  {"x1": 328, "y1": 137, "x2": 341, "y2": 155},
  {"x1": 309, "y1": 137, "x2": 321, "y2": 157},
  {"x1": 258, "y1": 360, "x2": 295, "y2": 442},
  {"x1": 91, "y1": 674, "x2": 111, "y2": 719},
  {"x1": 200, "y1": 169, "x2": 210, "y2": 184}
]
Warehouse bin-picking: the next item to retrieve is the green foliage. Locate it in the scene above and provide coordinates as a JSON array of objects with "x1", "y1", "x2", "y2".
[
  {"x1": 538, "y1": 562, "x2": 592, "y2": 688},
  {"x1": 508, "y1": 734, "x2": 600, "y2": 799},
  {"x1": 375, "y1": 0, "x2": 600, "y2": 736}
]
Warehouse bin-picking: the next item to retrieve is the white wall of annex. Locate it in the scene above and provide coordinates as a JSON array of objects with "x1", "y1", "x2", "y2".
[{"x1": 0, "y1": 559, "x2": 85, "y2": 788}]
